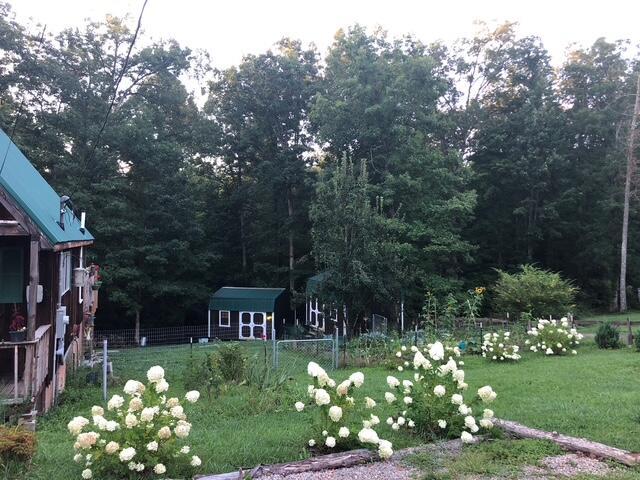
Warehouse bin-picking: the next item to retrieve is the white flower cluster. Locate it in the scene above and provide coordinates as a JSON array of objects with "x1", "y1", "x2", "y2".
[
  {"x1": 526, "y1": 317, "x2": 583, "y2": 355},
  {"x1": 68, "y1": 366, "x2": 201, "y2": 479},
  {"x1": 297, "y1": 362, "x2": 393, "y2": 459},
  {"x1": 388, "y1": 342, "x2": 497, "y2": 444},
  {"x1": 481, "y1": 331, "x2": 521, "y2": 361}
]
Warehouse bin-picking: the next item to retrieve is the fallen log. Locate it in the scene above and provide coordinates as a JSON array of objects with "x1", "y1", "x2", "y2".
[
  {"x1": 495, "y1": 419, "x2": 640, "y2": 467},
  {"x1": 195, "y1": 449, "x2": 376, "y2": 480}
]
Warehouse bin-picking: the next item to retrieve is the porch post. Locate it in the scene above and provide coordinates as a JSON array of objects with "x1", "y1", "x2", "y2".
[{"x1": 27, "y1": 239, "x2": 39, "y2": 341}]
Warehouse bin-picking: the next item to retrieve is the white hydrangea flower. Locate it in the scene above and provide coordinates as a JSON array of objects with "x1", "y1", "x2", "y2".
[
  {"x1": 68, "y1": 416, "x2": 90, "y2": 436},
  {"x1": 480, "y1": 418, "x2": 494, "y2": 429},
  {"x1": 314, "y1": 388, "x2": 331, "y2": 406},
  {"x1": 438, "y1": 419, "x2": 447, "y2": 429},
  {"x1": 458, "y1": 404, "x2": 470, "y2": 415},
  {"x1": 477, "y1": 386, "x2": 497, "y2": 403},
  {"x1": 158, "y1": 426, "x2": 171, "y2": 439},
  {"x1": 308, "y1": 439, "x2": 316, "y2": 447},
  {"x1": 378, "y1": 439, "x2": 393, "y2": 459},
  {"x1": 336, "y1": 380, "x2": 351, "y2": 396},
  {"x1": 384, "y1": 392, "x2": 396, "y2": 403},
  {"x1": 358, "y1": 427, "x2": 380, "y2": 444},
  {"x1": 190, "y1": 455, "x2": 202, "y2": 467},
  {"x1": 123, "y1": 380, "x2": 145, "y2": 396},
  {"x1": 329, "y1": 405, "x2": 343, "y2": 422},
  {"x1": 451, "y1": 394, "x2": 463, "y2": 405},
  {"x1": 339, "y1": 427, "x2": 350, "y2": 438},
  {"x1": 154, "y1": 464, "x2": 167, "y2": 475},
  {"x1": 91, "y1": 406, "x2": 104, "y2": 417},
  {"x1": 146, "y1": 441, "x2": 158, "y2": 452},
  {"x1": 180, "y1": 446, "x2": 190, "y2": 454},
  {"x1": 403, "y1": 396, "x2": 413, "y2": 405},
  {"x1": 140, "y1": 407, "x2": 156, "y2": 422},
  {"x1": 349, "y1": 372, "x2": 365, "y2": 387},
  {"x1": 428, "y1": 341, "x2": 445, "y2": 361},
  {"x1": 119, "y1": 447, "x2": 136, "y2": 463},
  {"x1": 155, "y1": 378, "x2": 169, "y2": 394},
  {"x1": 483, "y1": 409, "x2": 494, "y2": 419},
  {"x1": 105, "y1": 441, "x2": 119, "y2": 454},
  {"x1": 461, "y1": 431, "x2": 474, "y2": 443},
  {"x1": 185, "y1": 390, "x2": 200, "y2": 403},
  {"x1": 386, "y1": 376, "x2": 400, "y2": 388},
  {"x1": 433, "y1": 385, "x2": 446, "y2": 397},
  {"x1": 295, "y1": 401, "x2": 305, "y2": 412},
  {"x1": 146, "y1": 366, "x2": 165, "y2": 383},
  {"x1": 370, "y1": 414, "x2": 380, "y2": 425},
  {"x1": 107, "y1": 395, "x2": 125, "y2": 411},
  {"x1": 365, "y1": 397, "x2": 376, "y2": 409},
  {"x1": 81, "y1": 469, "x2": 92, "y2": 479},
  {"x1": 325, "y1": 436, "x2": 336, "y2": 448}
]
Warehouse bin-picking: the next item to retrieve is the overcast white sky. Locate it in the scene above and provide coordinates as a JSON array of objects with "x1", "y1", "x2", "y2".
[{"x1": 9, "y1": 0, "x2": 640, "y2": 69}]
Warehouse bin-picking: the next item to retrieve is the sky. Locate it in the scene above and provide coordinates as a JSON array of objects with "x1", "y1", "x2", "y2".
[{"x1": 9, "y1": 0, "x2": 640, "y2": 70}]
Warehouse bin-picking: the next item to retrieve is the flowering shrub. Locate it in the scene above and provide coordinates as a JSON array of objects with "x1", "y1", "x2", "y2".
[
  {"x1": 385, "y1": 342, "x2": 497, "y2": 444},
  {"x1": 295, "y1": 362, "x2": 393, "y2": 459},
  {"x1": 67, "y1": 366, "x2": 201, "y2": 479},
  {"x1": 481, "y1": 331, "x2": 521, "y2": 361},
  {"x1": 526, "y1": 317, "x2": 583, "y2": 355}
]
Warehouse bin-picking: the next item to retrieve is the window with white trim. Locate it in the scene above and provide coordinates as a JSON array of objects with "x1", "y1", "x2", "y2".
[
  {"x1": 219, "y1": 310, "x2": 230, "y2": 327},
  {"x1": 60, "y1": 250, "x2": 72, "y2": 297}
]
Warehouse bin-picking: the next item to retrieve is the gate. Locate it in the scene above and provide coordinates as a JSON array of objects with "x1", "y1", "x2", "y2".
[{"x1": 274, "y1": 335, "x2": 337, "y2": 373}]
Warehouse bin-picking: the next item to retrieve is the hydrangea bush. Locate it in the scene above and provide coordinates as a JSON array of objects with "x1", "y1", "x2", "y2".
[
  {"x1": 385, "y1": 342, "x2": 497, "y2": 444},
  {"x1": 295, "y1": 362, "x2": 393, "y2": 459},
  {"x1": 526, "y1": 317, "x2": 583, "y2": 355},
  {"x1": 67, "y1": 366, "x2": 201, "y2": 479},
  {"x1": 481, "y1": 331, "x2": 521, "y2": 361}
]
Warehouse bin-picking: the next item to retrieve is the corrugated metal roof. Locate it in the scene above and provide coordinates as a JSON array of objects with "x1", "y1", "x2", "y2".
[
  {"x1": 209, "y1": 287, "x2": 285, "y2": 312},
  {"x1": 0, "y1": 128, "x2": 94, "y2": 245}
]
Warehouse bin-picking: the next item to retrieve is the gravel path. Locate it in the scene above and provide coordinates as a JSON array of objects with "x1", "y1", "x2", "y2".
[{"x1": 261, "y1": 461, "x2": 419, "y2": 480}]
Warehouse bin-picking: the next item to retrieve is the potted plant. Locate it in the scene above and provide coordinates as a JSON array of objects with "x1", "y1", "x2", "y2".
[{"x1": 9, "y1": 307, "x2": 27, "y2": 342}]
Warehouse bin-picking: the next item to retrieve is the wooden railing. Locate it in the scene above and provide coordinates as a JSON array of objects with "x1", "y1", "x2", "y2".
[{"x1": 0, "y1": 325, "x2": 51, "y2": 403}]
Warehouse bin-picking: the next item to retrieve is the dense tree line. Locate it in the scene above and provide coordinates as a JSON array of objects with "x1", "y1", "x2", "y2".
[{"x1": 1, "y1": 3, "x2": 639, "y2": 330}]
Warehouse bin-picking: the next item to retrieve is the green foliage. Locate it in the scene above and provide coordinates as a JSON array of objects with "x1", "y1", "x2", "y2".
[
  {"x1": 346, "y1": 333, "x2": 400, "y2": 367},
  {"x1": 493, "y1": 265, "x2": 578, "y2": 319},
  {"x1": 213, "y1": 343, "x2": 248, "y2": 383},
  {"x1": 595, "y1": 322, "x2": 621, "y2": 349},
  {"x1": 635, "y1": 330, "x2": 640, "y2": 351}
]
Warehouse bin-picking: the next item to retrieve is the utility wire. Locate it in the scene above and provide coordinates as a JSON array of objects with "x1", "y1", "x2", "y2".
[
  {"x1": 0, "y1": 25, "x2": 47, "y2": 177},
  {"x1": 72, "y1": 0, "x2": 150, "y2": 196}
]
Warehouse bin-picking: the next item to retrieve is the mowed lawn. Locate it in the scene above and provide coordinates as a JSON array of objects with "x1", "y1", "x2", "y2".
[{"x1": 18, "y1": 339, "x2": 640, "y2": 479}]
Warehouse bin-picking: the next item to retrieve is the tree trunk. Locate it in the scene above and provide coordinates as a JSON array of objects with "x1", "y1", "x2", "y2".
[
  {"x1": 619, "y1": 74, "x2": 640, "y2": 312},
  {"x1": 240, "y1": 208, "x2": 247, "y2": 274},
  {"x1": 134, "y1": 310, "x2": 140, "y2": 345},
  {"x1": 287, "y1": 189, "x2": 294, "y2": 293}
]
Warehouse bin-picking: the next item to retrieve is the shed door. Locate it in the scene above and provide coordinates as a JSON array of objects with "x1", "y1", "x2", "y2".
[{"x1": 239, "y1": 312, "x2": 267, "y2": 340}]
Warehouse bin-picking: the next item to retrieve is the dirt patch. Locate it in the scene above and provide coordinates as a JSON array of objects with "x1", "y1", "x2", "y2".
[{"x1": 520, "y1": 453, "x2": 613, "y2": 478}]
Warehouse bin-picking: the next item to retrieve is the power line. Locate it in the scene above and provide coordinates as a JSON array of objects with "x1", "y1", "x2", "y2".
[
  {"x1": 72, "y1": 0, "x2": 150, "y2": 195},
  {"x1": 0, "y1": 24, "x2": 47, "y2": 177}
]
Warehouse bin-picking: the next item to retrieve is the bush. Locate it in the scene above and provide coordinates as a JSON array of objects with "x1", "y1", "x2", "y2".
[
  {"x1": 213, "y1": 343, "x2": 248, "y2": 383},
  {"x1": 67, "y1": 365, "x2": 202, "y2": 479},
  {"x1": 295, "y1": 363, "x2": 393, "y2": 459},
  {"x1": 386, "y1": 342, "x2": 497, "y2": 443},
  {"x1": 635, "y1": 330, "x2": 640, "y2": 351},
  {"x1": 481, "y1": 331, "x2": 521, "y2": 361},
  {"x1": 526, "y1": 317, "x2": 583, "y2": 355},
  {"x1": 493, "y1": 265, "x2": 577, "y2": 319},
  {"x1": 0, "y1": 425, "x2": 36, "y2": 461},
  {"x1": 594, "y1": 322, "x2": 621, "y2": 349}
]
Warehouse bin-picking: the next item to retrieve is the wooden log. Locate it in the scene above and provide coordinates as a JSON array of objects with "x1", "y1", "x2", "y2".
[
  {"x1": 495, "y1": 419, "x2": 640, "y2": 466},
  {"x1": 195, "y1": 449, "x2": 376, "y2": 480}
]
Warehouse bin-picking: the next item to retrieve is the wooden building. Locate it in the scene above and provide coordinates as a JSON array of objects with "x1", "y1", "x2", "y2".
[
  {"x1": 208, "y1": 287, "x2": 290, "y2": 340},
  {"x1": 0, "y1": 128, "x2": 97, "y2": 412},
  {"x1": 305, "y1": 272, "x2": 346, "y2": 336}
]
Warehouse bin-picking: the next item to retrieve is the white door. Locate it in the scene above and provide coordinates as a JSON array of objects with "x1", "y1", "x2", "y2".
[{"x1": 239, "y1": 311, "x2": 267, "y2": 339}]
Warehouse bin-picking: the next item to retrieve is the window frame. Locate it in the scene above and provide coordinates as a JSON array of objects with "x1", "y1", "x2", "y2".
[{"x1": 219, "y1": 310, "x2": 231, "y2": 327}]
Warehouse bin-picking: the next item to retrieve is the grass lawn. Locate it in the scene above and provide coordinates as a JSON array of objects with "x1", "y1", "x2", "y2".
[
  {"x1": 10, "y1": 339, "x2": 640, "y2": 479},
  {"x1": 579, "y1": 311, "x2": 640, "y2": 335}
]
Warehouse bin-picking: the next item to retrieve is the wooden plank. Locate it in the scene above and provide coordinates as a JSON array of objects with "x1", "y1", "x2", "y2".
[
  {"x1": 52, "y1": 240, "x2": 93, "y2": 252},
  {"x1": 27, "y1": 239, "x2": 39, "y2": 341},
  {"x1": 496, "y1": 419, "x2": 640, "y2": 466},
  {"x1": 196, "y1": 449, "x2": 376, "y2": 480}
]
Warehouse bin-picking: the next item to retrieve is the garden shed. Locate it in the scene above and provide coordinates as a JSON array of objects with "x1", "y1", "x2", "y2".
[{"x1": 208, "y1": 287, "x2": 290, "y2": 340}]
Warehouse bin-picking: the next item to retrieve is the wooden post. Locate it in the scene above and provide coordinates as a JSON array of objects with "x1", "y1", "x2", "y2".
[
  {"x1": 628, "y1": 316, "x2": 633, "y2": 346},
  {"x1": 27, "y1": 240, "x2": 39, "y2": 341}
]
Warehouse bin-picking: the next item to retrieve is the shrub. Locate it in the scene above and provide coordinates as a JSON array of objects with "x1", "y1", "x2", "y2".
[
  {"x1": 481, "y1": 331, "x2": 521, "y2": 361},
  {"x1": 635, "y1": 330, "x2": 640, "y2": 351},
  {"x1": 0, "y1": 425, "x2": 37, "y2": 461},
  {"x1": 594, "y1": 322, "x2": 621, "y2": 349},
  {"x1": 347, "y1": 333, "x2": 398, "y2": 366},
  {"x1": 213, "y1": 343, "x2": 248, "y2": 383},
  {"x1": 493, "y1": 265, "x2": 577, "y2": 319},
  {"x1": 386, "y1": 342, "x2": 497, "y2": 443},
  {"x1": 526, "y1": 317, "x2": 583, "y2": 355},
  {"x1": 295, "y1": 362, "x2": 393, "y2": 459},
  {"x1": 67, "y1": 365, "x2": 202, "y2": 479}
]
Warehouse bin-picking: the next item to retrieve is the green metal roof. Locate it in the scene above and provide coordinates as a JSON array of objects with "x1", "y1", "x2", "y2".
[
  {"x1": 0, "y1": 128, "x2": 93, "y2": 245},
  {"x1": 209, "y1": 287, "x2": 285, "y2": 312},
  {"x1": 306, "y1": 272, "x2": 330, "y2": 295}
]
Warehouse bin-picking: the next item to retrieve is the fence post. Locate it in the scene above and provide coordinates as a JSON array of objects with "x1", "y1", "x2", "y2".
[
  {"x1": 102, "y1": 339, "x2": 108, "y2": 402},
  {"x1": 272, "y1": 326, "x2": 277, "y2": 369},
  {"x1": 333, "y1": 329, "x2": 339, "y2": 369}
]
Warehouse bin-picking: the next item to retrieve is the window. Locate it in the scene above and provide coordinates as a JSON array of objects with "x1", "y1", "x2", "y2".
[
  {"x1": 219, "y1": 310, "x2": 230, "y2": 327},
  {"x1": 60, "y1": 251, "x2": 72, "y2": 297},
  {"x1": 0, "y1": 247, "x2": 24, "y2": 303}
]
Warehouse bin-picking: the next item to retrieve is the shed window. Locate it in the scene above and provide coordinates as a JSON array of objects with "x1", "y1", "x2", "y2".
[
  {"x1": 0, "y1": 247, "x2": 24, "y2": 303},
  {"x1": 60, "y1": 251, "x2": 72, "y2": 297},
  {"x1": 219, "y1": 310, "x2": 230, "y2": 327}
]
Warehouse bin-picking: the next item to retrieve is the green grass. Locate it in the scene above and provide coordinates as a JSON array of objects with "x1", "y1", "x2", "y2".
[
  {"x1": 9, "y1": 338, "x2": 640, "y2": 479},
  {"x1": 579, "y1": 311, "x2": 640, "y2": 335}
]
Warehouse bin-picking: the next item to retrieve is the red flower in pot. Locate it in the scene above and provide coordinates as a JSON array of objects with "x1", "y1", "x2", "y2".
[{"x1": 9, "y1": 308, "x2": 27, "y2": 342}]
